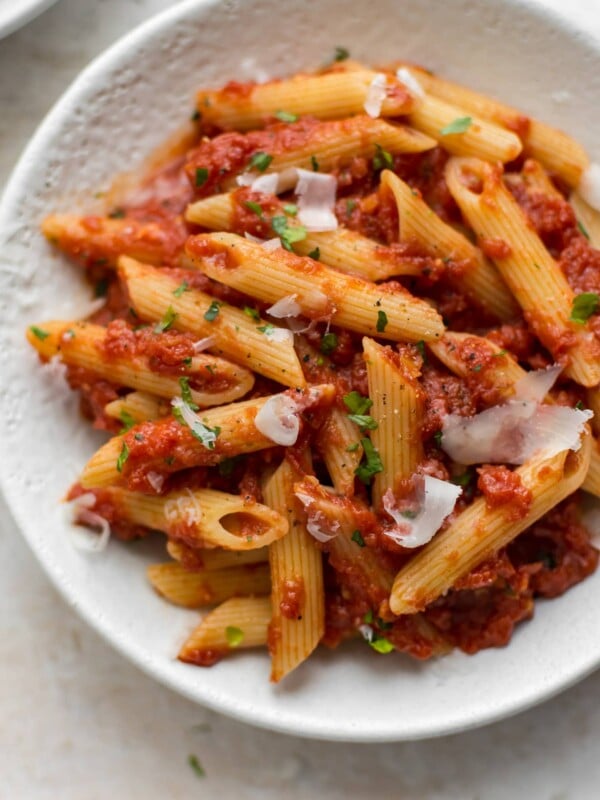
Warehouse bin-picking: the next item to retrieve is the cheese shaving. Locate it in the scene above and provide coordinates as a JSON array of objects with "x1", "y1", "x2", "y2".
[
  {"x1": 267, "y1": 294, "x2": 302, "y2": 319},
  {"x1": 578, "y1": 163, "x2": 600, "y2": 211},
  {"x1": 254, "y1": 394, "x2": 302, "y2": 445},
  {"x1": 396, "y1": 67, "x2": 425, "y2": 99},
  {"x1": 363, "y1": 72, "x2": 388, "y2": 118},
  {"x1": 382, "y1": 477, "x2": 462, "y2": 548},
  {"x1": 68, "y1": 492, "x2": 111, "y2": 553},
  {"x1": 295, "y1": 168, "x2": 338, "y2": 231}
]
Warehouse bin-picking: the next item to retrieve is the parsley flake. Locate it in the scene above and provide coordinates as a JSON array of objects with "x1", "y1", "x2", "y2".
[
  {"x1": 440, "y1": 116, "x2": 473, "y2": 135},
  {"x1": 346, "y1": 442, "x2": 360, "y2": 452},
  {"x1": 351, "y1": 529, "x2": 365, "y2": 547},
  {"x1": 343, "y1": 391, "x2": 373, "y2": 416},
  {"x1": 204, "y1": 300, "x2": 222, "y2": 322},
  {"x1": 334, "y1": 46, "x2": 350, "y2": 61},
  {"x1": 577, "y1": 219, "x2": 590, "y2": 240},
  {"x1": 172, "y1": 399, "x2": 221, "y2": 449},
  {"x1": 154, "y1": 306, "x2": 178, "y2": 333},
  {"x1": 283, "y1": 203, "x2": 298, "y2": 216},
  {"x1": 118, "y1": 410, "x2": 136, "y2": 434},
  {"x1": 575, "y1": 400, "x2": 585, "y2": 410},
  {"x1": 29, "y1": 325, "x2": 49, "y2": 341},
  {"x1": 225, "y1": 626, "x2": 244, "y2": 647},
  {"x1": 433, "y1": 430, "x2": 443, "y2": 446},
  {"x1": 415, "y1": 340, "x2": 426, "y2": 362},
  {"x1": 275, "y1": 110, "x2": 298, "y2": 123},
  {"x1": 249, "y1": 151, "x2": 273, "y2": 172},
  {"x1": 570, "y1": 292, "x2": 599, "y2": 323},
  {"x1": 243, "y1": 306, "x2": 260, "y2": 321},
  {"x1": 308, "y1": 246, "x2": 320, "y2": 260},
  {"x1": 179, "y1": 376, "x2": 199, "y2": 409},
  {"x1": 116, "y1": 441, "x2": 129, "y2": 473},
  {"x1": 195, "y1": 168, "x2": 209, "y2": 187},
  {"x1": 372, "y1": 144, "x2": 393, "y2": 171},
  {"x1": 271, "y1": 216, "x2": 307, "y2": 251},
  {"x1": 354, "y1": 438, "x2": 383, "y2": 484},
  {"x1": 173, "y1": 281, "x2": 189, "y2": 298},
  {"x1": 376, "y1": 310, "x2": 388, "y2": 333},
  {"x1": 369, "y1": 636, "x2": 395, "y2": 654},
  {"x1": 188, "y1": 754, "x2": 205, "y2": 779},
  {"x1": 320, "y1": 332, "x2": 338, "y2": 355},
  {"x1": 94, "y1": 278, "x2": 109, "y2": 297},
  {"x1": 347, "y1": 414, "x2": 378, "y2": 431},
  {"x1": 364, "y1": 609, "x2": 374, "y2": 623},
  {"x1": 311, "y1": 155, "x2": 319, "y2": 172},
  {"x1": 346, "y1": 199, "x2": 357, "y2": 215},
  {"x1": 245, "y1": 200, "x2": 263, "y2": 218},
  {"x1": 108, "y1": 208, "x2": 125, "y2": 219}
]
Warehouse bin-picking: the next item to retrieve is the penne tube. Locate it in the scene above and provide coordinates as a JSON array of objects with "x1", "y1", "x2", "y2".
[
  {"x1": 586, "y1": 388, "x2": 600, "y2": 437},
  {"x1": 166, "y1": 539, "x2": 269, "y2": 569},
  {"x1": 42, "y1": 213, "x2": 187, "y2": 269},
  {"x1": 396, "y1": 64, "x2": 589, "y2": 186},
  {"x1": 380, "y1": 170, "x2": 518, "y2": 320},
  {"x1": 178, "y1": 597, "x2": 272, "y2": 664},
  {"x1": 211, "y1": 117, "x2": 435, "y2": 194},
  {"x1": 94, "y1": 485, "x2": 288, "y2": 549},
  {"x1": 118, "y1": 256, "x2": 306, "y2": 388},
  {"x1": 389, "y1": 431, "x2": 592, "y2": 615},
  {"x1": 428, "y1": 331, "x2": 525, "y2": 397},
  {"x1": 445, "y1": 157, "x2": 600, "y2": 387},
  {"x1": 148, "y1": 562, "x2": 270, "y2": 608},
  {"x1": 185, "y1": 233, "x2": 444, "y2": 343},
  {"x1": 26, "y1": 320, "x2": 254, "y2": 408},
  {"x1": 317, "y1": 407, "x2": 363, "y2": 496},
  {"x1": 407, "y1": 94, "x2": 522, "y2": 163},
  {"x1": 570, "y1": 192, "x2": 600, "y2": 249},
  {"x1": 504, "y1": 159, "x2": 562, "y2": 198},
  {"x1": 582, "y1": 440, "x2": 600, "y2": 498},
  {"x1": 196, "y1": 70, "x2": 416, "y2": 129},
  {"x1": 363, "y1": 337, "x2": 424, "y2": 510},
  {"x1": 185, "y1": 190, "x2": 425, "y2": 280},
  {"x1": 80, "y1": 383, "x2": 335, "y2": 489},
  {"x1": 263, "y1": 459, "x2": 325, "y2": 682},
  {"x1": 105, "y1": 391, "x2": 168, "y2": 424}
]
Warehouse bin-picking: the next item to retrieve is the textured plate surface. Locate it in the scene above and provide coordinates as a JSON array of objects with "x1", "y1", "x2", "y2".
[
  {"x1": 0, "y1": 0, "x2": 59, "y2": 39},
  {"x1": 1, "y1": 0, "x2": 600, "y2": 742}
]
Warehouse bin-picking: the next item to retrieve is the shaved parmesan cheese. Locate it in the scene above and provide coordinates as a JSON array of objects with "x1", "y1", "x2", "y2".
[
  {"x1": 146, "y1": 471, "x2": 165, "y2": 493},
  {"x1": 250, "y1": 172, "x2": 279, "y2": 194},
  {"x1": 262, "y1": 325, "x2": 294, "y2": 344},
  {"x1": 364, "y1": 72, "x2": 388, "y2": 118},
  {"x1": 236, "y1": 168, "x2": 297, "y2": 195},
  {"x1": 164, "y1": 488, "x2": 203, "y2": 526},
  {"x1": 295, "y1": 168, "x2": 337, "y2": 231},
  {"x1": 171, "y1": 397, "x2": 220, "y2": 449},
  {"x1": 513, "y1": 365, "x2": 562, "y2": 403},
  {"x1": 192, "y1": 336, "x2": 216, "y2": 353},
  {"x1": 262, "y1": 237, "x2": 282, "y2": 252},
  {"x1": 254, "y1": 394, "x2": 302, "y2": 445},
  {"x1": 358, "y1": 624, "x2": 375, "y2": 642},
  {"x1": 396, "y1": 67, "x2": 425, "y2": 99},
  {"x1": 294, "y1": 489, "x2": 340, "y2": 542},
  {"x1": 237, "y1": 172, "x2": 257, "y2": 188},
  {"x1": 244, "y1": 231, "x2": 264, "y2": 242},
  {"x1": 267, "y1": 294, "x2": 301, "y2": 319},
  {"x1": 68, "y1": 492, "x2": 111, "y2": 553},
  {"x1": 578, "y1": 163, "x2": 600, "y2": 211},
  {"x1": 441, "y1": 401, "x2": 593, "y2": 465},
  {"x1": 382, "y1": 477, "x2": 461, "y2": 548}
]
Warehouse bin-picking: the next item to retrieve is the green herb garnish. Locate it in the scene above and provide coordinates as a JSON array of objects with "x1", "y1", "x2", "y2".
[
  {"x1": 275, "y1": 110, "x2": 298, "y2": 123},
  {"x1": 369, "y1": 636, "x2": 395, "y2": 654},
  {"x1": 154, "y1": 306, "x2": 178, "y2": 333},
  {"x1": 271, "y1": 215, "x2": 307, "y2": 251},
  {"x1": 334, "y1": 46, "x2": 350, "y2": 62},
  {"x1": 577, "y1": 219, "x2": 590, "y2": 240},
  {"x1": 118, "y1": 410, "x2": 136, "y2": 434},
  {"x1": 440, "y1": 116, "x2": 473, "y2": 135},
  {"x1": 343, "y1": 391, "x2": 373, "y2": 416},
  {"x1": 225, "y1": 626, "x2": 244, "y2": 647},
  {"x1": 195, "y1": 168, "x2": 209, "y2": 187},
  {"x1": 320, "y1": 332, "x2": 338, "y2": 355},
  {"x1": 204, "y1": 300, "x2": 222, "y2": 322},
  {"x1": 351, "y1": 529, "x2": 365, "y2": 547},
  {"x1": 376, "y1": 310, "x2": 388, "y2": 333},
  {"x1": 245, "y1": 200, "x2": 263, "y2": 218},
  {"x1": 29, "y1": 325, "x2": 49, "y2": 341},
  {"x1": 249, "y1": 151, "x2": 273, "y2": 172},
  {"x1": 173, "y1": 281, "x2": 189, "y2": 298},
  {"x1": 354, "y1": 438, "x2": 383, "y2": 484},
  {"x1": 308, "y1": 246, "x2": 320, "y2": 260},
  {"x1": 116, "y1": 441, "x2": 129, "y2": 473},
  {"x1": 570, "y1": 292, "x2": 599, "y2": 323},
  {"x1": 243, "y1": 306, "x2": 260, "y2": 321},
  {"x1": 311, "y1": 155, "x2": 319, "y2": 172},
  {"x1": 372, "y1": 144, "x2": 393, "y2": 171},
  {"x1": 187, "y1": 755, "x2": 205, "y2": 778},
  {"x1": 283, "y1": 203, "x2": 298, "y2": 216}
]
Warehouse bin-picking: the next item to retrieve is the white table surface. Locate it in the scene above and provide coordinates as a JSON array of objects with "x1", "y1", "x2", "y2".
[{"x1": 2, "y1": 1, "x2": 600, "y2": 796}]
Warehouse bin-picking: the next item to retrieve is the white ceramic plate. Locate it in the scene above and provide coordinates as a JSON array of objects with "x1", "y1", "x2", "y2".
[
  {"x1": 0, "y1": 0, "x2": 59, "y2": 39},
  {"x1": 2, "y1": 0, "x2": 600, "y2": 742}
]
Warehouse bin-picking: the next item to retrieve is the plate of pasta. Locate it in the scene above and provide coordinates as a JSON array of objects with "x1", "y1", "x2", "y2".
[{"x1": 3, "y1": 0, "x2": 600, "y2": 741}]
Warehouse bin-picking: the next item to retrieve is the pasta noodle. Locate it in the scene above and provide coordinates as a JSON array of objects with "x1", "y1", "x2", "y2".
[{"x1": 148, "y1": 562, "x2": 270, "y2": 608}]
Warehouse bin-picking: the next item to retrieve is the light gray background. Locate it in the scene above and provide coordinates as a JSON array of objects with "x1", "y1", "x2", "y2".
[{"x1": 1, "y1": 0, "x2": 600, "y2": 797}]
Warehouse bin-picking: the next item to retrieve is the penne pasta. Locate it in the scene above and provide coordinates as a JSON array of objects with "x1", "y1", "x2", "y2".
[
  {"x1": 185, "y1": 190, "x2": 425, "y2": 280},
  {"x1": 389, "y1": 431, "x2": 592, "y2": 615},
  {"x1": 570, "y1": 192, "x2": 600, "y2": 249},
  {"x1": 195, "y1": 70, "x2": 416, "y2": 129},
  {"x1": 396, "y1": 64, "x2": 589, "y2": 186},
  {"x1": 380, "y1": 170, "x2": 518, "y2": 320},
  {"x1": 178, "y1": 597, "x2": 272, "y2": 664},
  {"x1": 263, "y1": 459, "x2": 325, "y2": 682},
  {"x1": 118, "y1": 255, "x2": 306, "y2": 388},
  {"x1": 185, "y1": 232, "x2": 444, "y2": 343},
  {"x1": 445, "y1": 157, "x2": 600, "y2": 387},
  {"x1": 166, "y1": 539, "x2": 269, "y2": 569},
  {"x1": 363, "y1": 337, "x2": 424, "y2": 510},
  {"x1": 317, "y1": 407, "x2": 363, "y2": 496},
  {"x1": 26, "y1": 320, "x2": 254, "y2": 408},
  {"x1": 80, "y1": 383, "x2": 335, "y2": 489},
  {"x1": 148, "y1": 562, "x2": 270, "y2": 608},
  {"x1": 105, "y1": 391, "x2": 168, "y2": 424}
]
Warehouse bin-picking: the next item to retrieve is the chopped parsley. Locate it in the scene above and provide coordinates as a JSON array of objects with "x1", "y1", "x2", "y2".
[
  {"x1": 364, "y1": 609, "x2": 374, "y2": 624},
  {"x1": 351, "y1": 529, "x2": 365, "y2": 547},
  {"x1": 204, "y1": 300, "x2": 222, "y2": 322},
  {"x1": 346, "y1": 442, "x2": 360, "y2": 452},
  {"x1": 271, "y1": 215, "x2": 307, "y2": 251},
  {"x1": 334, "y1": 46, "x2": 350, "y2": 62},
  {"x1": 244, "y1": 200, "x2": 263, "y2": 218},
  {"x1": 575, "y1": 400, "x2": 585, "y2": 410},
  {"x1": 257, "y1": 324, "x2": 275, "y2": 335},
  {"x1": 369, "y1": 635, "x2": 395, "y2": 654},
  {"x1": 440, "y1": 116, "x2": 473, "y2": 135},
  {"x1": 577, "y1": 219, "x2": 590, "y2": 240},
  {"x1": 154, "y1": 306, "x2": 178, "y2": 333},
  {"x1": 415, "y1": 340, "x2": 426, "y2": 362},
  {"x1": 108, "y1": 208, "x2": 125, "y2": 219},
  {"x1": 376, "y1": 309, "x2": 388, "y2": 333},
  {"x1": 433, "y1": 430, "x2": 443, "y2": 446},
  {"x1": 179, "y1": 376, "x2": 198, "y2": 409},
  {"x1": 172, "y1": 400, "x2": 221, "y2": 449},
  {"x1": 372, "y1": 144, "x2": 393, "y2": 171},
  {"x1": 195, "y1": 168, "x2": 209, "y2": 187},
  {"x1": 283, "y1": 203, "x2": 298, "y2": 216},
  {"x1": 311, "y1": 155, "x2": 319, "y2": 172},
  {"x1": 29, "y1": 325, "x2": 49, "y2": 341},
  {"x1": 94, "y1": 278, "x2": 109, "y2": 297},
  {"x1": 187, "y1": 755, "x2": 205, "y2": 779},
  {"x1": 570, "y1": 292, "x2": 599, "y2": 324},
  {"x1": 320, "y1": 332, "x2": 338, "y2": 355},
  {"x1": 354, "y1": 438, "x2": 383, "y2": 484},
  {"x1": 225, "y1": 626, "x2": 244, "y2": 647},
  {"x1": 346, "y1": 199, "x2": 357, "y2": 215},
  {"x1": 116, "y1": 441, "x2": 129, "y2": 473},
  {"x1": 190, "y1": 109, "x2": 201, "y2": 122},
  {"x1": 182, "y1": 356, "x2": 192, "y2": 367},
  {"x1": 173, "y1": 280, "x2": 189, "y2": 298},
  {"x1": 243, "y1": 305, "x2": 261, "y2": 321},
  {"x1": 275, "y1": 110, "x2": 298, "y2": 123},
  {"x1": 347, "y1": 414, "x2": 378, "y2": 431},
  {"x1": 308, "y1": 246, "x2": 320, "y2": 260},
  {"x1": 492, "y1": 349, "x2": 507, "y2": 357},
  {"x1": 343, "y1": 391, "x2": 373, "y2": 416},
  {"x1": 452, "y1": 469, "x2": 474, "y2": 487},
  {"x1": 118, "y1": 410, "x2": 136, "y2": 434},
  {"x1": 249, "y1": 151, "x2": 273, "y2": 172}
]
